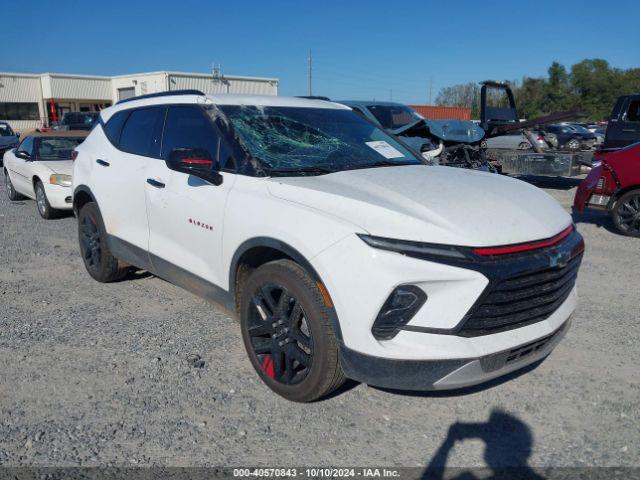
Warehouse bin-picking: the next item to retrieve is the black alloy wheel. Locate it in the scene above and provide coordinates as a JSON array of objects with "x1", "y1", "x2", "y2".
[
  {"x1": 240, "y1": 259, "x2": 345, "y2": 402},
  {"x1": 80, "y1": 212, "x2": 102, "y2": 272},
  {"x1": 77, "y1": 202, "x2": 128, "y2": 282},
  {"x1": 247, "y1": 283, "x2": 313, "y2": 385},
  {"x1": 613, "y1": 190, "x2": 640, "y2": 237}
]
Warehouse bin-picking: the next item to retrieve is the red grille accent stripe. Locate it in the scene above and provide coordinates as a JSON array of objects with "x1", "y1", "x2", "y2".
[{"x1": 473, "y1": 226, "x2": 574, "y2": 256}]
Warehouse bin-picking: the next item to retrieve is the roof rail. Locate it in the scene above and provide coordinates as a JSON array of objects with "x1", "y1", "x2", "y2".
[{"x1": 116, "y1": 89, "x2": 205, "y2": 105}]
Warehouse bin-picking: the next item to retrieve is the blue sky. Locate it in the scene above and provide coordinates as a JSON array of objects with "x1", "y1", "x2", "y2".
[{"x1": 1, "y1": 0, "x2": 638, "y2": 104}]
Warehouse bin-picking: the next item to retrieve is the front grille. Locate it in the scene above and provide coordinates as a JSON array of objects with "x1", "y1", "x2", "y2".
[{"x1": 458, "y1": 253, "x2": 582, "y2": 337}]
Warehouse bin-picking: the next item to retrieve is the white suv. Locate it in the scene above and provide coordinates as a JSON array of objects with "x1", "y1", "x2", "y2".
[{"x1": 72, "y1": 90, "x2": 584, "y2": 402}]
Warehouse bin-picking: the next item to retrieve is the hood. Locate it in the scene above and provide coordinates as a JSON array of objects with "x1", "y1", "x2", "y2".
[
  {"x1": 38, "y1": 160, "x2": 73, "y2": 175},
  {"x1": 267, "y1": 165, "x2": 571, "y2": 247},
  {"x1": 0, "y1": 136, "x2": 19, "y2": 148},
  {"x1": 393, "y1": 118, "x2": 485, "y2": 144}
]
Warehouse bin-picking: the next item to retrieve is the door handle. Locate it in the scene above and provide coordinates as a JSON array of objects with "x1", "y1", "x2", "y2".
[
  {"x1": 146, "y1": 178, "x2": 165, "y2": 188},
  {"x1": 96, "y1": 159, "x2": 110, "y2": 167}
]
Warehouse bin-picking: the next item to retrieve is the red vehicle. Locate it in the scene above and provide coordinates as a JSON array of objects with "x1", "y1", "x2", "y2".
[{"x1": 574, "y1": 142, "x2": 640, "y2": 237}]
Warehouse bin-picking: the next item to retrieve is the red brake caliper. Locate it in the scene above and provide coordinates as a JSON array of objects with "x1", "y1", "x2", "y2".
[{"x1": 261, "y1": 354, "x2": 275, "y2": 378}]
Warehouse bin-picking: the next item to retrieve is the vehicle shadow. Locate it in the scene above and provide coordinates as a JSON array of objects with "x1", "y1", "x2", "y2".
[
  {"x1": 572, "y1": 209, "x2": 621, "y2": 236},
  {"x1": 512, "y1": 174, "x2": 583, "y2": 190},
  {"x1": 422, "y1": 409, "x2": 543, "y2": 480},
  {"x1": 371, "y1": 357, "x2": 545, "y2": 399}
]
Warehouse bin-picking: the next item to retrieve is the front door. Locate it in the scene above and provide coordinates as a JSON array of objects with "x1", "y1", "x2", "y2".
[
  {"x1": 145, "y1": 105, "x2": 236, "y2": 288},
  {"x1": 10, "y1": 136, "x2": 35, "y2": 195}
]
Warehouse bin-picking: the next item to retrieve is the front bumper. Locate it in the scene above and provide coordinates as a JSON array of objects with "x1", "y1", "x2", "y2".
[
  {"x1": 340, "y1": 318, "x2": 570, "y2": 390},
  {"x1": 44, "y1": 183, "x2": 73, "y2": 210}
]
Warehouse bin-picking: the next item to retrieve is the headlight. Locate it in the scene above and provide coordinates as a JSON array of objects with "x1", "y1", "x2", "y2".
[
  {"x1": 49, "y1": 174, "x2": 72, "y2": 187},
  {"x1": 358, "y1": 234, "x2": 469, "y2": 260}
]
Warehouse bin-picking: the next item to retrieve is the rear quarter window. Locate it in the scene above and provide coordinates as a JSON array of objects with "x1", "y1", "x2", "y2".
[
  {"x1": 103, "y1": 110, "x2": 130, "y2": 146},
  {"x1": 118, "y1": 107, "x2": 164, "y2": 157}
]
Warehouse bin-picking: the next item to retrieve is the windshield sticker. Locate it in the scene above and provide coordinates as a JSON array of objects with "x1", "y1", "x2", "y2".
[{"x1": 365, "y1": 141, "x2": 405, "y2": 159}]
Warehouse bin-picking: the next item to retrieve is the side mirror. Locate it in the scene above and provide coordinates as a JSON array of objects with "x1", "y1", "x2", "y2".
[
  {"x1": 15, "y1": 132, "x2": 20, "y2": 138},
  {"x1": 15, "y1": 150, "x2": 31, "y2": 161},
  {"x1": 166, "y1": 148, "x2": 223, "y2": 186}
]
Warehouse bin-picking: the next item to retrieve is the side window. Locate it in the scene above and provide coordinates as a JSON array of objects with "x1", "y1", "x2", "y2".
[
  {"x1": 17, "y1": 136, "x2": 34, "y2": 155},
  {"x1": 119, "y1": 107, "x2": 164, "y2": 157},
  {"x1": 625, "y1": 100, "x2": 640, "y2": 122},
  {"x1": 103, "y1": 110, "x2": 130, "y2": 145},
  {"x1": 161, "y1": 106, "x2": 221, "y2": 165}
]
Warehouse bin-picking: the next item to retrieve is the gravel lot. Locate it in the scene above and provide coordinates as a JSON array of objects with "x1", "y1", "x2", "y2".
[{"x1": 0, "y1": 175, "x2": 638, "y2": 470}]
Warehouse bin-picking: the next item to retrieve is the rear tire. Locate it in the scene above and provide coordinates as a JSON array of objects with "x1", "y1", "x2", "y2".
[
  {"x1": 612, "y1": 190, "x2": 640, "y2": 237},
  {"x1": 5, "y1": 170, "x2": 22, "y2": 201},
  {"x1": 35, "y1": 180, "x2": 58, "y2": 219},
  {"x1": 77, "y1": 201, "x2": 128, "y2": 282},
  {"x1": 240, "y1": 259, "x2": 345, "y2": 402}
]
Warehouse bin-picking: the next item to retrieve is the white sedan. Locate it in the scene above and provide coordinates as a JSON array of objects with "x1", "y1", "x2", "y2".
[{"x1": 4, "y1": 130, "x2": 87, "y2": 218}]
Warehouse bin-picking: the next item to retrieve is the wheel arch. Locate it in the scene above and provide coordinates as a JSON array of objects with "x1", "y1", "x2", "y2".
[
  {"x1": 72, "y1": 185, "x2": 96, "y2": 216},
  {"x1": 229, "y1": 237, "x2": 343, "y2": 340}
]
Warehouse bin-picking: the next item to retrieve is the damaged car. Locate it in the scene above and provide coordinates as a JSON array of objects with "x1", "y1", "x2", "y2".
[
  {"x1": 73, "y1": 91, "x2": 583, "y2": 402},
  {"x1": 339, "y1": 100, "x2": 494, "y2": 171}
]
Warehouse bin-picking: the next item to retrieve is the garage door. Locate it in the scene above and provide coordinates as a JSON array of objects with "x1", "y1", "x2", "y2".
[{"x1": 117, "y1": 87, "x2": 136, "y2": 101}]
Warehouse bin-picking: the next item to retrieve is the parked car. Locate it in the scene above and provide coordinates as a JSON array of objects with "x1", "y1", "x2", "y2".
[
  {"x1": 72, "y1": 90, "x2": 583, "y2": 402},
  {"x1": 3, "y1": 130, "x2": 88, "y2": 218},
  {"x1": 604, "y1": 94, "x2": 640, "y2": 149},
  {"x1": 0, "y1": 121, "x2": 20, "y2": 166},
  {"x1": 338, "y1": 100, "x2": 494, "y2": 171},
  {"x1": 55, "y1": 111, "x2": 99, "y2": 131},
  {"x1": 566, "y1": 123, "x2": 605, "y2": 145},
  {"x1": 543, "y1": 124, "x2": 598, "y2": 150},
  {"x1": 484, "y1": 130, "x2": 548, "y2": 150},
  {"x1": 574, "y1": 141, "x2": 640, "y2": 237}
]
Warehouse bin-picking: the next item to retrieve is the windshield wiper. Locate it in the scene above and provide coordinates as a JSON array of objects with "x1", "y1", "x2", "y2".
[
  {"x1": 269, "y1": 166, "x2": 336, "y2": 177},
  {"x1": 343, "y1": 160, "x2": 417, "y2": 172}
]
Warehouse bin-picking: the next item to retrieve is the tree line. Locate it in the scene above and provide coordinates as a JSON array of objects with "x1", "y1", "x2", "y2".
[{"x1": 435, "y1": 59, "x2": 640, "y2": 122}]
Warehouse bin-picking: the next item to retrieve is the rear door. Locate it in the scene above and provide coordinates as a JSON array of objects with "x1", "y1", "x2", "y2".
[
  {"x1": 90, "y1": 106, "x2": 164, "y2": 254},
  {"x1": 145, "y1": 104, "x2": 236, "y2": 288}
]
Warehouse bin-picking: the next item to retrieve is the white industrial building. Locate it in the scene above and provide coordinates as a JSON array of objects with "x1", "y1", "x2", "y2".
[{"x1": 0, "y1": 71, "x2": 279, "y2": 132}]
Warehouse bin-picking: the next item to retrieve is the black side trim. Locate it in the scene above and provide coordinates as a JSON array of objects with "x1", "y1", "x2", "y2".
[
  {"x1": 106, "y1": 235, "x2": 235, "y2": 315},
  {"x1": 106, "y1": 235, "x2": 153, "y2": 272},
  {"x1": 339, "y1": 342, "x2": 467, "y2": 390},
  {"x1": 229, "y1": 237, "x2": 343, "y2": 340},
  {"x1": 149, "y1": 253, "x2": 235, "y2": 314}
]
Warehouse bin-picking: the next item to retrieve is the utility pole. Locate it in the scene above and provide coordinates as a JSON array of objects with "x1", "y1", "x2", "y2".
[
  {"x1": 428, "y1": 77, "x2": 433, "y2": 105},
  {"x1": 308, "y1": 49, "x2": 312, "y2": 96},
  {"x1": 389, "y1": 89, "x2": 393, "y2": 101}
]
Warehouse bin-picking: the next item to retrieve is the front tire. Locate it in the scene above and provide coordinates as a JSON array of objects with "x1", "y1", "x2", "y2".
[
  {"x1": 35, "y1": 180, "x2": 58, "y2": 219},
  {"x1": 77, "y1": 201, "x2": 128, "y2": 282},
  {"x1": 240, "y1": 259, "x2": 345, "y2": 402},
  {"x1": 5, "y1": 170, "x2": 22, "y2": 201},
  {"x1": 612, "y1": 190, "x2": 640, "y2": 237},
  {"x1": 566, "y1": 138, "x2": 580, "y2": 150}
]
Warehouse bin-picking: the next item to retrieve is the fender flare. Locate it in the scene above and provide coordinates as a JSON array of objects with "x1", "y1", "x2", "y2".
[
  {"x1": 229, "y1": 237, "x2": 343, "y2": 340},
  {"x1": 72, "y1": 185, "x2": 97, "y2": 215}
]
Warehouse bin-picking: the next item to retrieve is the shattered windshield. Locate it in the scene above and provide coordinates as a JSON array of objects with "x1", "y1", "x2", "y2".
[
  {"x1": 366, "y1": 105, "x2": 423, "y2": 130},
  {"x1": 218, "y1": 105, "x2": 421, "y2": 175}
]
